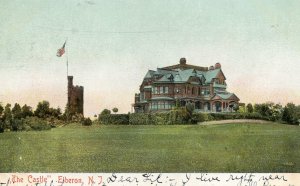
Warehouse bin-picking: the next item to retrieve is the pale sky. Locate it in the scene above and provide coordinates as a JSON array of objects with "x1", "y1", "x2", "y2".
[{"x1": 1, "y1": 0, "x2": 300, "y2": 117}]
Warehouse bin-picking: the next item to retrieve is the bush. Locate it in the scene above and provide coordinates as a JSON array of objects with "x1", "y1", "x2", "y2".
[
  {"x1": 99, "y1": 114, "x2": 129, "y2": 125},
  {"x1": 11, "y1": 119, "x2": 25, "y2": 131},
  {"x1": 191, "y1": 113, "x2": 203, "y2": 123},
  {"x1": 210, "y1": 113, "x2": 237, "y2": 120},
  {"x1": 46, "y1": 116, "x2": 65, "y2": 128},
  {"x1": 82, "y1": 118, "x2": 92, "y2": 126},
  {"x1": 23, "y1": 117, "x2": 51, "y2": 131},
  {"x1": 153, "y1": 112, "x2": 170, "y2": 125},
  {"x1": 97, "y1": 110, "x2": 280, "y2": 125},
  {"x1": 244, "y1": 112, "x2": 269, "y2": 120},
  {"x1": 191, "y1": 113, "x2": 214, "y2": 123},
  {"x1": 129, "y1": 113, "x2": 154, "y2": 125},
  {"x1": 0, "y1": 120, "x2": 4, "y2": 133}
]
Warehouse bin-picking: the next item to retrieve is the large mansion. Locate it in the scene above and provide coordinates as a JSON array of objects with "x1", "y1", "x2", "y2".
[{"x1": 132, "y1": 58, "x2": 239, "y2": 113}]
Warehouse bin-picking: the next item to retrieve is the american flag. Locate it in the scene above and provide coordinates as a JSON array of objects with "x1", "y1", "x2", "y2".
[{"x1": 56, "y1": 41, "x2": 66, "y2": 57}]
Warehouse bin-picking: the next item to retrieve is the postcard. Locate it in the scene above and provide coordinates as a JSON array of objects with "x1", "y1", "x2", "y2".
[{"x1": 0, "y1": 0, "x2": 299, "y2": 185}]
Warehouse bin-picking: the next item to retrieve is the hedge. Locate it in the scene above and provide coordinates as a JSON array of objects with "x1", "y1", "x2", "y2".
[
  {"x1": 99, "y1": 114, "x2": 129, "y2": 125},
  {"x1": 98, "y1": 111, "x2": 271, "y2": 125},
  {"x1": 129, "y1": 110, "x2": 192, "y2": 125},
  {"x1": 128, "y1": 113, "x2": 154, "y2": 125},
  {"x1": 23, "y1": 117, "x2": 52, "y2": 131}
]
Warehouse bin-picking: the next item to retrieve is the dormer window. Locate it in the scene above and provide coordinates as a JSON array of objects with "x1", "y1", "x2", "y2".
[{"x1": 168, "y1": 74, "x2": 174, "y2": 82}]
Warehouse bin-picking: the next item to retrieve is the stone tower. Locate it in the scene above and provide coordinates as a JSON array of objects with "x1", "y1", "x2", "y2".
[{"x1": 67, "y1": 76, "x2": 84, "y2": 115}]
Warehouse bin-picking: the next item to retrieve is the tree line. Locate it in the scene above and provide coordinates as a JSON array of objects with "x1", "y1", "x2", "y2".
[
  {"x1": 0, "y1": 100, "x2": 91, "y2": 132},
  {"x1": 100, "y1": 102, "x2": 300, "y2": 125},
  {"x1": 240, "y1": 102, "x2": 300, "y2": 124}
]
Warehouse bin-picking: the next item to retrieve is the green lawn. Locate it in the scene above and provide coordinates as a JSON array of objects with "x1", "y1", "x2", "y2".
[{"x1": 0, "y1": 122, "x2": 299, "y2": 172}]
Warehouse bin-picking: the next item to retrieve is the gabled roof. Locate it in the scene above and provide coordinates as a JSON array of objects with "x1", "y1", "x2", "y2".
[
  {"x1": 162, "y1": 63, "x2": 208, "y2": 71},
  {"x1": 204, "y1": 69, "x2": 222, "y2": 83},
  {"x1": 143, "y1": 61, "x2": 226, "y2": 85},
  {"x1": 212, "y1": 93, "x2": 240, "y2": 101},
  {"x1": 144, "y1": 70, "x2": 155, "y2": 79},
  {"x1": 157, "y1": 75, "x2": 170, "y2": 82}
]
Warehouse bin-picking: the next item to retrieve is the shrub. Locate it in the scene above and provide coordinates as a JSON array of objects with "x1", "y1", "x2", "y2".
[
  {"x1": 11, "y1": 119, "x2": 25, "y2": 131},
  {"x1": 153, "y1": 112, "x2": 169, "y2": 125},
  {"x1": 242, "y1": 112, "x2": 268, "y2": 120},
  {"x1": 192, "y1": 113, "x2": 206, "y2": 123},
  {"x1": 185, "y1": 102, "x2": 195, "y2": 117},
  {"x1": 99, "y1": 114, "x2": 129, "y2": 125},
  {"x1": 82, "y1": 118, "x2": 92, "y2": 126},
  {"x1": 0, "y1": 120, "x2": 4, "y2": 133},
  {"x1": 23, "y1": 117, "x2": 51, "y2": 131},
  {"x1": 71, "y1": 113, "x2": 84, "y2": 123},
  {"x1": 129, "y1": 113, "x2": 154, "y2": 125},
  {"x1": 46, "y1": 116, "x2": 65, "y2": 127}
]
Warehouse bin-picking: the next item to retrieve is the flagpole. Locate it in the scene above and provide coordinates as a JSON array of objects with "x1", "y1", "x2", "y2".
[
  {"x1": 65, "y1": 39, "x2": 69, "y2": 120},
  {"x1": 67, "y1": 56, "x2": 69, "y2": 77},
  {"x1": 65, "y1": 38, "x2": 68, "y2": 77}
]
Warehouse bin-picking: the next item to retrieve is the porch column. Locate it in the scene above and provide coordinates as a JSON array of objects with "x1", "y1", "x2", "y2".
[{"x1": 221, "y1": 101, "x2": 224, "y2": 112}]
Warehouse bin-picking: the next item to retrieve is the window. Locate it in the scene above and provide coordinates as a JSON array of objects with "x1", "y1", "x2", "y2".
[
  {"x1": 165, "y1": 86, "x2": 169, "y2": 94},
  {"x1": 140, "y1": 92, "x2": 144, "y2": 101},
  {"x1": 152, "y1": 87, "x2": 157, "y2": 93},
  {"x1": 198, "y1": 87, "x2": 201, "y2": 95},
  {"x1": 202, "y1": 89, "x2": 210, "y2": 95},
  {"x1": 151, "y1": 102, "x2": 158, "y2": 110},
  {"x1": 191, "y1": 87, "x2": 195, "y2": 95},
  {"x1": 158, "y1": 101, "x2": 163, "y2": 109},
  {"x1": 158, "y1": 87, "x2": 164, "y2": 94}
]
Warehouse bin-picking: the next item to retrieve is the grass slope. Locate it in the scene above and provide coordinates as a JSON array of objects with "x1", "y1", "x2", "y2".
[{"x1": 0, "y1": 123, "x2": 299, "y2": 172}]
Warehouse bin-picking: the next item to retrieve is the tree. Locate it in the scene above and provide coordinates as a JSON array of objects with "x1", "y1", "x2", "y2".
[
  {"x1": 282, "y1": 103, "x2": 298, "y2": 124},
  {"x1": 49, "y1": 107, "x2": 61, "y2": 118},
  {"x1": 185, "y1": 102, "x2": 195, "y2": 117},
  {"x1": 34, "y1": 101, "x2": 50, "y2": 118},
  {"x1": 254, "y1": 103, "x2": 271, "y2": 116},
  {"x1": 3, "y1": 104, "x2": 12, "y2": 129},
  {"x1": 269, "y1": 103, "x2": 283, "y2": 121},
  {"x1": 112, "y1": 107, "x2": 118, "y2": 114},
  {"x1": 12, "y1": 103, "x2": 22, "y2": 119},
  {"x1": 175, "y1": 99, "x2": 180, "y2": 109},
  {"x1": 21, "y1": 104, "x2": 33, "y2": 118},
  {"x1": 233, "y1": 103, "x2": 239, "y2": 112},
  {"x1": 0, "y1": 104, "x2": 4, "y2": 118},
  {"x1": 0, "y1": 103, "x2": 4, "y2": 132},
  {"x1": 238, "y1": 106, "x2": 246, "y2": 113},
  {"x1": 246, "y1": 103, "x2": 254, "y2": 113},
  {"x1": 100, "y1": 109, "x2": 111, "y2": 116}
]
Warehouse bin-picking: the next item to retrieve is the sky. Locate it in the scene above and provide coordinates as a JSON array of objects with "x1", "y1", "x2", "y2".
[{"x1": 1, "y1": 0, "x2": 300, "y2": 117}]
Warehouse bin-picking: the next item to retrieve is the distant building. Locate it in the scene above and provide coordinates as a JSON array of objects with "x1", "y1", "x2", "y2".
[
  {"x1": 67, "y1": 76, "x2": 84, "y2": 115},
  {"x1": 132, "y1": 58, "x2": 239, "y2": 113}
]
